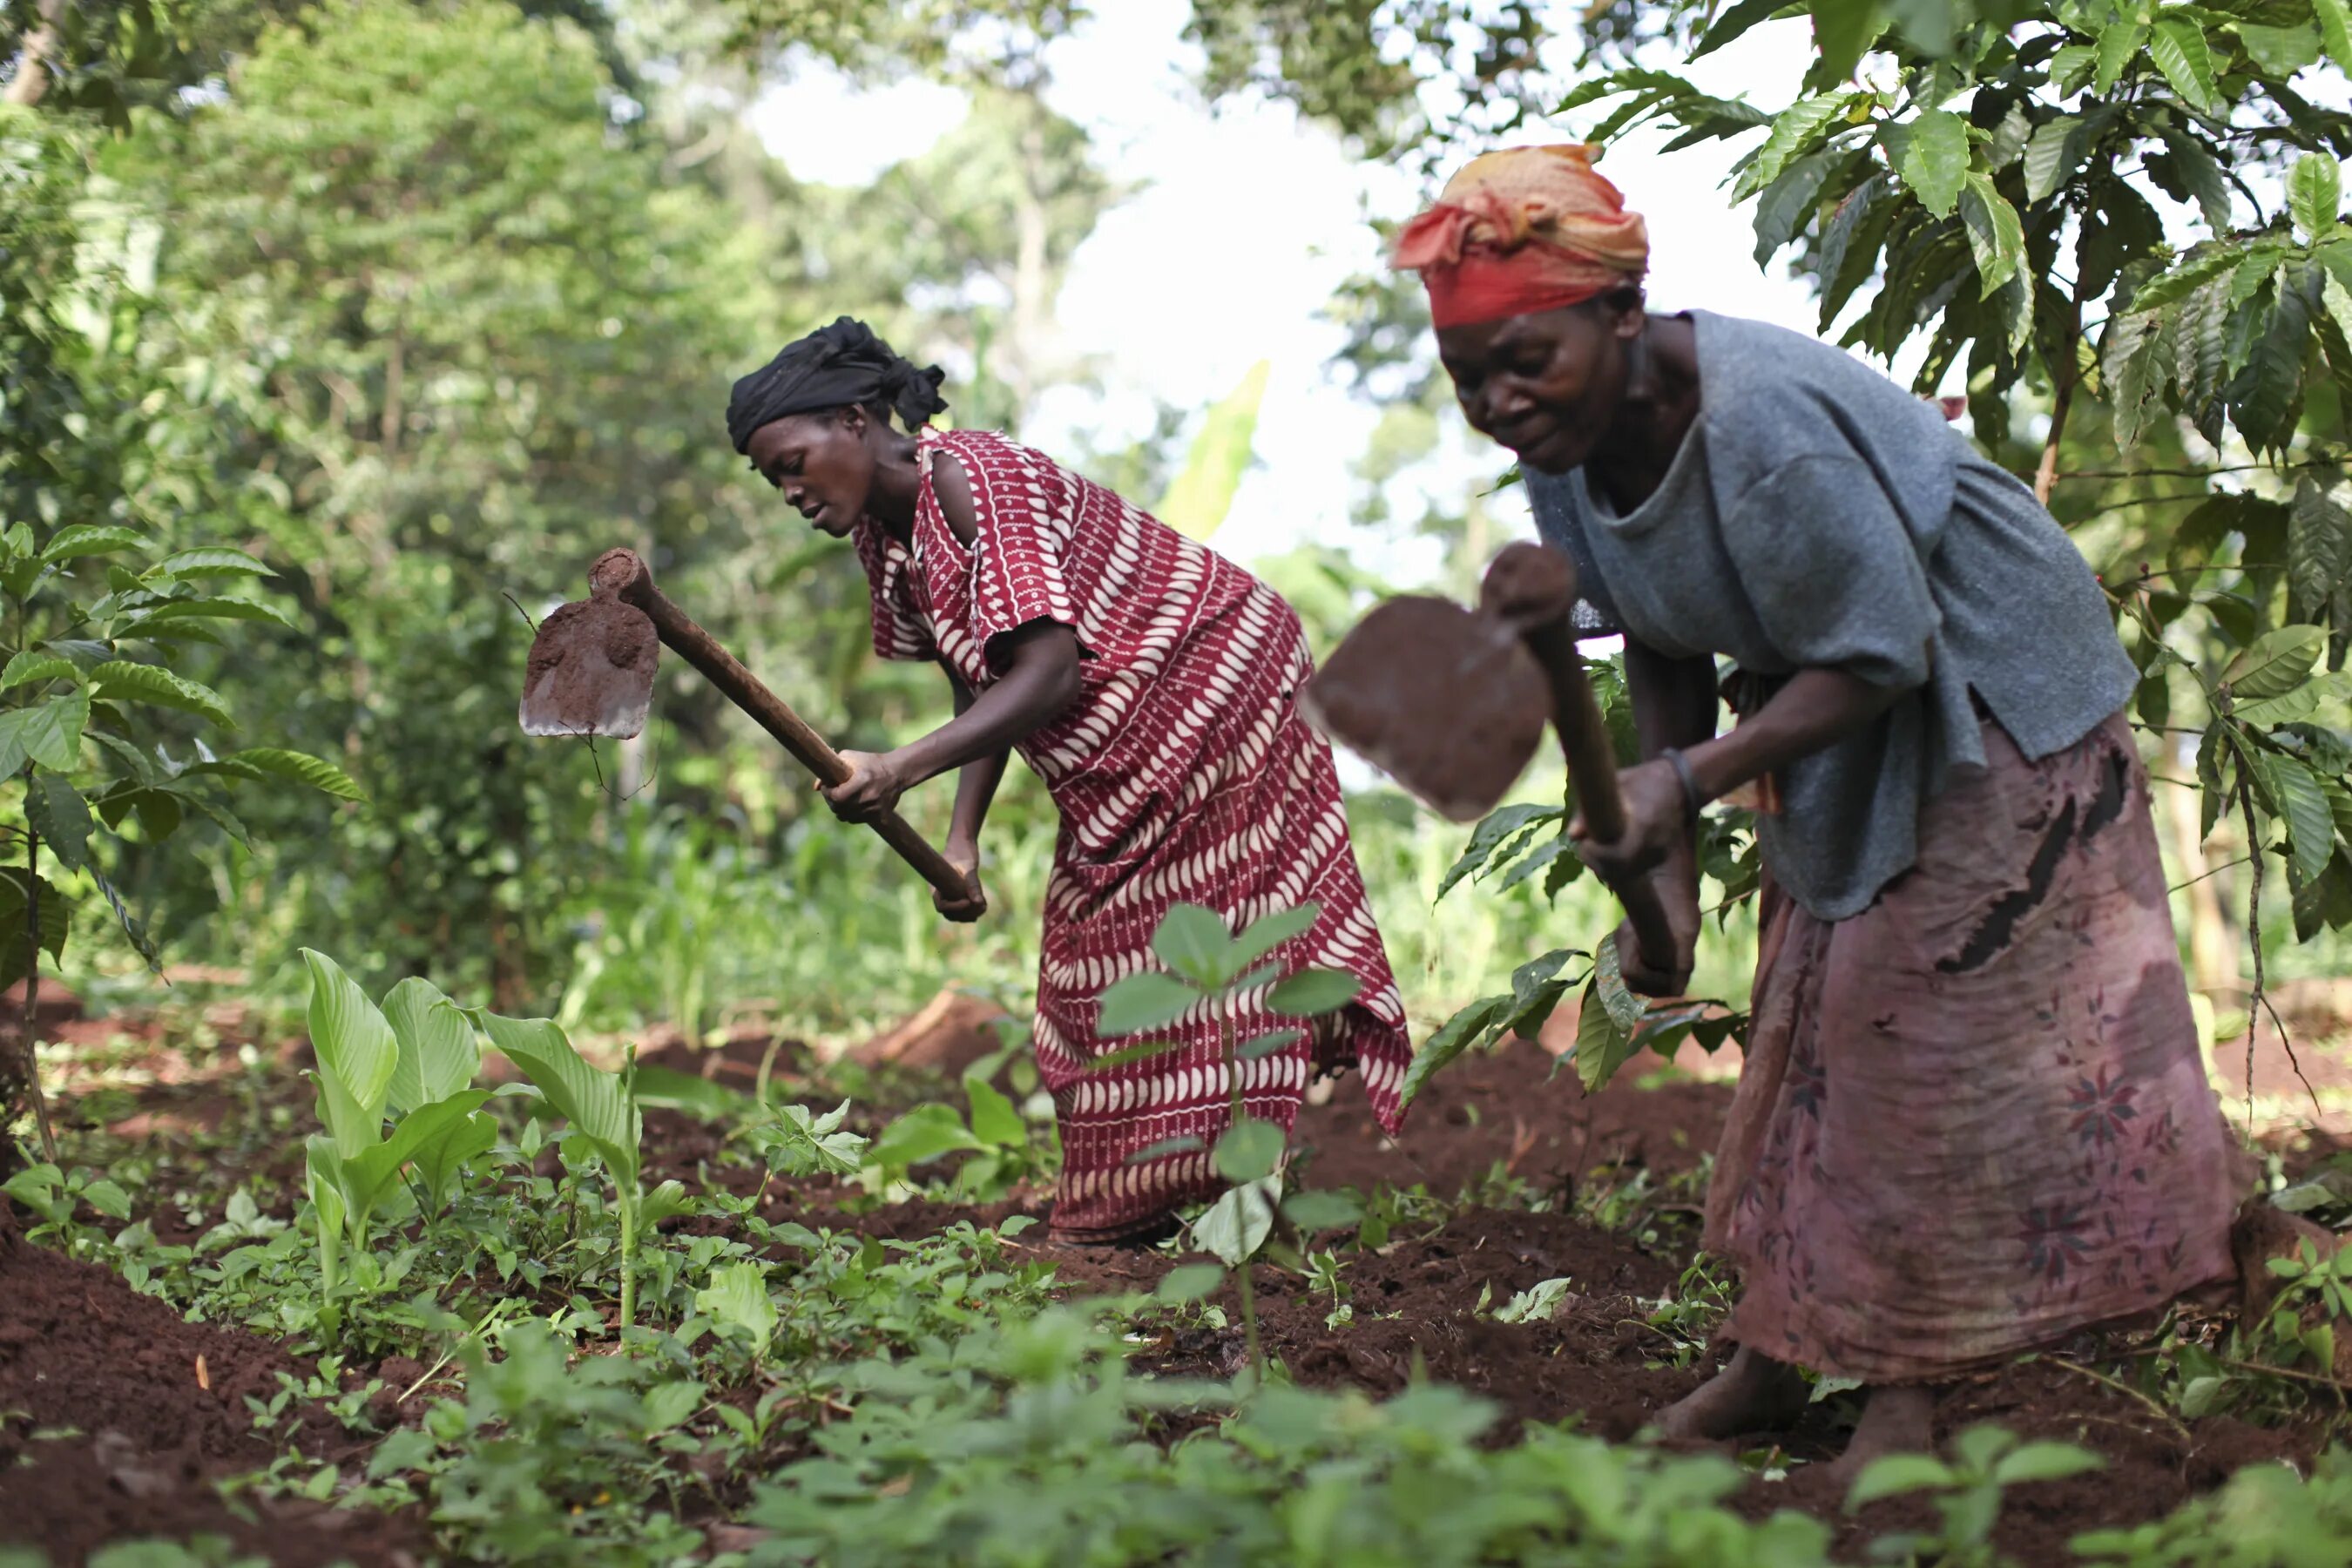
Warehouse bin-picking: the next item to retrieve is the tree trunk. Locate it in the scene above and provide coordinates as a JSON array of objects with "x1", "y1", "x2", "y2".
[{"x1": 4, "y1": 0, "x2": 64, "y2": 108}]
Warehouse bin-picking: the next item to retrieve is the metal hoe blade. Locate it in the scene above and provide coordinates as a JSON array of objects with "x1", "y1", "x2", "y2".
[
  {"x1": 518, "y1": 593, "x2": 659, "y2": 739},
  {"x1": 1295, "y1": 595, "x2": 1552, "y2": 823}
]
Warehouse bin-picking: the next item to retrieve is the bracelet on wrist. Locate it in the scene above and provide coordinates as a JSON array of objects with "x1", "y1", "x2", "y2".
[{"x1": 1660, "y1": 746, "x2": 1707, "y2": 828}]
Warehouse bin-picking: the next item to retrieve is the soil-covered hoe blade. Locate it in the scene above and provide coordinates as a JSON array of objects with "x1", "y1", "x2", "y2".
[
  {"x1": 1296, "y1": 595, "x2": 1551, "y2": 823},
  {"x1": 518, "y1": 594, "x2": 659, "y2": 739}
]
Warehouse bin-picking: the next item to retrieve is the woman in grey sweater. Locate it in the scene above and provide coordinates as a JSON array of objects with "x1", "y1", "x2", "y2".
[{"x1": 1397, "y1": 145, "x2": 2242, "y2": 1478}]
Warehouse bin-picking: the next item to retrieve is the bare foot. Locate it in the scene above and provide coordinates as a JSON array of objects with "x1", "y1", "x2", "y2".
[
  {"x1": 1824, "y1": 1384, "x2": 1937, "y2": 1495},
  {"x1": 1658, "y1": 1347, "x2": 1809, "y2": 1441}
]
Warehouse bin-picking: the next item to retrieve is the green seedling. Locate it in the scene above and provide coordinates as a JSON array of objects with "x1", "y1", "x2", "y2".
[
  {"x1": 863, "y1": 1071, "x2": 1045, "y2": 1202},
  {"x1": 1, "y1": 1161, "x2": 131, "y2": 1258},
  {"x1": 300, "y1": 950, "x2": 495, "y2": 1326},
  {"x1": 1846, "y1": 1424, "x2": 2102, "y2": 1565},
  {"x1": 1092, "y1": 899, "x2": 1363, "y2": 1375},
  {"x1": 474, "y1": 1010, "x2": 659, "y2": 1335}
]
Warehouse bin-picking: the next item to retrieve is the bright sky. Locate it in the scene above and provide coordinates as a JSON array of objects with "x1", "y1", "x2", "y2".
[{"x1": 747, "y1": 6, "x2": 1835, "y2": 578}]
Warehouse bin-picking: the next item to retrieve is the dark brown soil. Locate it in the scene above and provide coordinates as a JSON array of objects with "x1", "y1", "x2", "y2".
[
  {"x1": 19, "y1": 1006, "x2": 2342, "y2": 1565},
  {"x1": 0, "y1": 1212, "x2": 423, "y2": 1567},
  {"x1": 1296, "y1": 1037, "x2": 1729, "y2": 1200}
]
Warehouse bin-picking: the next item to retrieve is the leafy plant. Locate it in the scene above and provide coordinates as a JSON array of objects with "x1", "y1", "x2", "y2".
[
  {"x1": 298, "y1": 950, "x2": 492, "y2": 1329},
  {"x1": 1847, "y1": 1425, "x2": 2105, "y2": 1565},
  {"x1": 0, "y1": 1159, "x2": 131, "y2": 1259},
  {"x1": 472, "y1": 1010, "x2": 680, "y2": 1335},
  {"x1": 862, "y1": 1070, "x2": 1051, "y2": 1202},
  {"x1": 1092, "y1": 899, "x2": 1364, "y2": 1373},
  {"x1": 0, "y1": 515, "x2": 360, "y2": 1160}
]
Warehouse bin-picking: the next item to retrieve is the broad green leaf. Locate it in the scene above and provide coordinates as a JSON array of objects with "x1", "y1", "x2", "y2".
[
  {"x1": 2261, "y1": 754, "x2": 2338, "y2": 885},
  {"x1": 2288, "y1": 477, "x2": 2352, "y2": 624},
  {"x1": 866, "y1": 1102, "x2": 984, "y2": 1171},
  {"x1": 641, "y1": 1179, "x2": 693, "y2": 1226},
  {"x1": 1096, "y1": 970, "x2": 1200, "y2": 1037},
  {"x1": 1193, "y1": 1177, "x2": 1278, "y2": 1267},
  {"x1": 0, "y1": 869, "x2": 71, "y2": 986},
  {"x1": 382, "y1": 979, "x2": 480, "y2": 1115},
  {"x1": 2234, "y1": 671, "x2": 2348, "y2": 727},
  {"x1": 150, "y1": 548, "x2": 272, "y2": 580},
  {"x1": 2095, "y1": 23, "x2": 2146, "y2": 96},
  {"x1": 477, "y1": 1010, "x2": 639, "y2": 1189},
  {"x1": 1990, "y1": 1441, "x2": 2104, "y2": 1487},
  {"x1": 306, "y1": 1136, "x2": 348, "y2": 1247},
  {"x1": 2022, "y1": 117, "x2": 2085, "y2": 205},
  {"x1": 1399, "y1": 994, "x2": 1508, "y2": 1109},
  {"x1": 2290, "y1": 152, "x2": 2343, "y2": 244},
  {"x1": 1155, "y1": 361, "x2": 1269, "y2": 542},
  {"x1": 182, "y1": 747, "x2": 364, "y2": 801},
  {"x1": 301, "y1": 950, "x2": 398, "y2": 1160},
  {"x1": 2317, "y1": 0, "x2": 2352, "y2": 76},
  {"x1": 114, "y1": 597, "x2": 298, "y2": 638},
  {"x1": 2148, "y1": 17, "x2": 2220, "y2": 114},
  {"x1": 1809, "y1": 0, "x2": 1882, "y2": 80},
  {"x1": 2104, "y1": 308, "x2": 2168, "y2": 446},
  {"x1": 414, "y1": 1108, "x2": 496, "y2": 1214},
  {"x1": 1752, "y1": 148, "x2": 1845, "y2": 266},
  {"x1": 1227, "y1": 902, "x2": 1320, "y2": 970},
  {"x1": 39, "y1": 525, "x2": 147, "y2": 565},
  {"x1": 1897, "y1": 110, "x2": 1970, "y2": 219},
  {"x1": 1960, "y1": 173, "x2": 2025, "y2": 297},
  {"x1": 339, "y1": 1091, "x2": 497, "y2": 1240},
  {"x1": 1744, "y1": 92, "x2": 1852, "y2": 195},
  {"x1": 632, "y1": 1065, "x2": 752, "y2": 1121},
  {"x1": 2049, "y1": 43, "x2": 2097, "y2": 96},
  {"x1": 25, "y1": 774, "x2": 91, "y2": 874},
  {"x1": 2236, "y1": 21, "x2": 2321, "y2": 77},
  {"x1": 1436, "y1": 803, "x2": 1560, "y2": 901},
  {"x1": 1267, "y1": 968, "x2": 1362, "y2": 1017},
  {"x1": 1151, "y1": 902, "x2": 1233, "y2": 988},
  {"x1": 1213, "y1": 1117, "x2": 1287, "y2": 1184},
  {"x1": 1236, "y1": 1028, "x2": 1301, "y2": 1060},
  {"x1": 965, "y1": 1077, "x2": 1025, "y2": 1148},
  {"x1": 0, "y1": 652, "x2": 75, "y2": 692},
  {"x1": 78, "y1": 1179, "x2": 132, "y2": 1220},
  {"x1": 2158, "y1": 128, "x2": 2233, "y2": 235},
  {"x1": 1845, "y1": 1452, "x2": 1957, "y2": 1508},
  {"x1": 1592, "y1": 932, "x2": 1646, "y2": 1032},
  {"x1": 641, "y1": 1380, "x2": 706, "y2": 1435},
  {"x1": 0, "y1": 693, "x2": 89, "y2": 774},
  {"x1": 1281, "y1": 1191, "x2": 1362, "y2": 1233},
  {"x1": 2222, "y1": 625, "x2": 2325, "y2": 701},
  {"x1": 1156, "y1": 1262, "x2": 1225, "y2": 1302},
  {"x1": 2127, "y1": 245, "x2": 2241, "y2": 314},
  {"x1": 1574, "y1": 973, "x2": 1645, "y2": 1093},
  {"x1": 90, "y1": 662, "x2": 233, "y2": 727},
  {"x1": 695, "y1": 1262, "x2": 779, "y2": 1358}
]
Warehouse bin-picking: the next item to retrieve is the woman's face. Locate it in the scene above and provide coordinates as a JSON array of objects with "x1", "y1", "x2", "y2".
[
  {"x1": 746, "y1": 407, "x2": 876, "y2": 537},
  {"x1": 1435, "y1": 298, "x2": 1644, "y2": 474}
]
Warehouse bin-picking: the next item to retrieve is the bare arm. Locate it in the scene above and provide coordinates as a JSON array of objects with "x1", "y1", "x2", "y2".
[
  {"x1": 1579, "y1": 657, "x2": 1903, "y2": 888},
  {"x1": 942, "y1": 667, "x2": 1012, "y2": 858}
]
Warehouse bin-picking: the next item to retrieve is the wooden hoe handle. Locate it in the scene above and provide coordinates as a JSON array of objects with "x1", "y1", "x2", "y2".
[
  {"x1": 1479, "y1": 544, "x2": 1681, "y2": 977},
  {"x1": 588, "y1": 549, "x2": 977, "y2": 904}
]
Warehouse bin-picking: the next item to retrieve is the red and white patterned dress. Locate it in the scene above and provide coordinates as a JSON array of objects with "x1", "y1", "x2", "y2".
[{"x1": 853, "y1": 427, "x2": 1413, "y2": 1240}]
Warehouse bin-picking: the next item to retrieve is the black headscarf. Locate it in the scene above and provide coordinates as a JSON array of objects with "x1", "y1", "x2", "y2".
[{"x1": 726, "y1": 316, "x2": 949, "y2": 455}]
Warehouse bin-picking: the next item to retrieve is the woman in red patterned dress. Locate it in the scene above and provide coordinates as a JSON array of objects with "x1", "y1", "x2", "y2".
[{"x1": 727, "y1": 318, "x2": 1415, "y2": 1243}]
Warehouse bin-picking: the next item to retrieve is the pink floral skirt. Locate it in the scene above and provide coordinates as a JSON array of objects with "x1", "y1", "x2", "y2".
[{"x1": 1707, "y1": 712, "x2": 2247, "y2": 1382}]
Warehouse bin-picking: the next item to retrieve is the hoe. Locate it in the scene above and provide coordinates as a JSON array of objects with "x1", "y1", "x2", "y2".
[
  {"x1": 517, "y1": 547, "x2": 980, "y2": 911},
  {"x1": 1298, "y1": 541, "x2": 1677, "y2": 976}
]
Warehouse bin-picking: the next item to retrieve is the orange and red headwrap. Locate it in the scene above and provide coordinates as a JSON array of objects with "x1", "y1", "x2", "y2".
[{"x1": 1394, "y1": 145, "x2": 1650, "y2": 328}]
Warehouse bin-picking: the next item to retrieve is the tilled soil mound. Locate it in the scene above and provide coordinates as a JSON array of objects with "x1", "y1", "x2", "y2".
[{"x1": 0, "y1": 1213, "x2": 423, "y2": 1567}]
